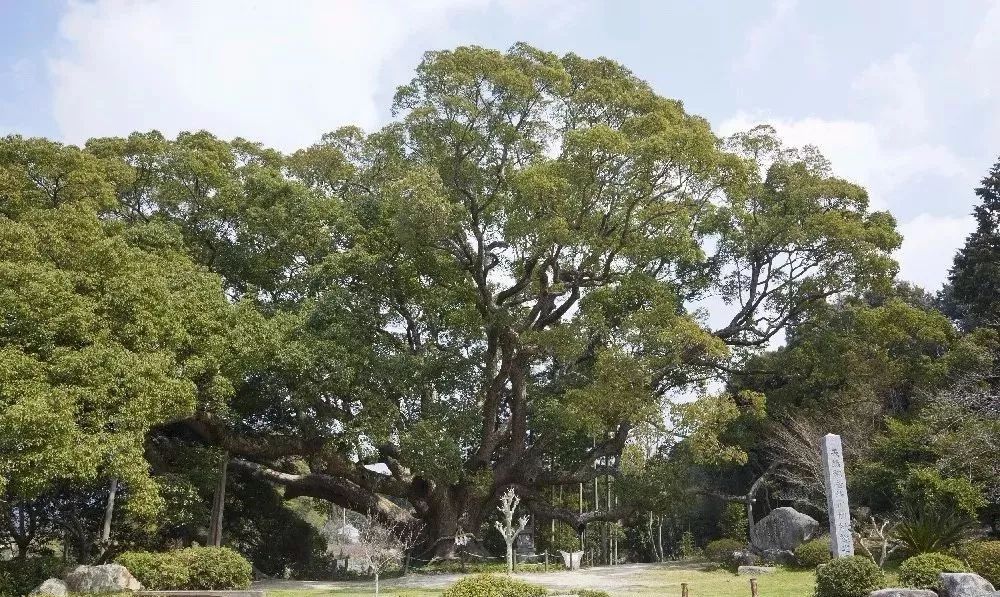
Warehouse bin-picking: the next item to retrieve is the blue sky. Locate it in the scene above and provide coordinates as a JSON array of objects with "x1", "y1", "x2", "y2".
[{"x1": 2, "y1": 0, "x2": 999, "y2": 292}]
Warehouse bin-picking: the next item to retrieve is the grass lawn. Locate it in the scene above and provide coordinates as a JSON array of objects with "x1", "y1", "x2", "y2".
[{"x1": 264, "y1": 563, "x2": 819, "y2": 597}]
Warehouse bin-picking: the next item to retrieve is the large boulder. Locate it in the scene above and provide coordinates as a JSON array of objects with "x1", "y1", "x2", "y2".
[
  {"x1": 64, "y1": 564, "x2": 142, "y2": 594},
  {"x1": 869, "y1": 590, "x2": 938, "y2": 597},
  {"x1": 939, "y1": 572, "x2": 996, "y2": 597},
  {"x1": 752, "y1": 507, "x2": 819, "y2": 552},
  {"x1": 29, "y1": 579, "x2": 67, "y2": 597}
]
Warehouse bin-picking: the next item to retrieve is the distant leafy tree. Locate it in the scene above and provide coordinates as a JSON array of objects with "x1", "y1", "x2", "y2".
[{"x1": 948, "y1": 156, "x2": 1000, "y2": 329}]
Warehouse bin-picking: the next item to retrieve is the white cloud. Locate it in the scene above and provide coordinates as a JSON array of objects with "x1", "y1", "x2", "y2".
[
  {"x1": 896, "y1": 213, "x2": 974, "y2": 291},
  {"x1": 853, "y1": 52, "x2": 928, "y2": 136},
  {"x1": 970, "y1": 1, "x2": 1000, "y2": 138},
  {"x1": 48, "y1": 0, "x2": 508, "y2": 151},
  {"x1": 971, "y1": 0, "x2": 1000, "y2": 99},
  {"x1": 718, "y1": 113, "x2": 968, "y2": 212},
  {"x1": 738, "y1": 0, "x2": 798, "y2": 72}
]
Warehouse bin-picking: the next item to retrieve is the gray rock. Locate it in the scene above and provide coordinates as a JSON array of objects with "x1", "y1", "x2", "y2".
[
  {"x1": 869, "y1": 590, "x2": 938, "y2": 597},
  {"x1": 940, "y1": 572, "x2": 996, "y2": 597},
  {"x1": 29, "y1": 579, "x2": 67, "y2": 597},
  {"x1": 752, "y1": 507, "x2": 820, "y2": 552},
  {"x1": 760, "y1": 548, "x2": 796, "y2": 565},
  {"x1": 731, "y1": 549, "x2": 760, "y2": 566},
  {"x1": 737, "y1": 565, "x2": 777, "y2": 575},
  {"x1": 65, "y1": 564, "x2": 143, "y2": 593}
]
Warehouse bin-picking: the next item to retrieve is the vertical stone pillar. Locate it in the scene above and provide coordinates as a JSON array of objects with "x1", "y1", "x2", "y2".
[{"x1": 820, "y1": 434, "x2": 854, "y2": 557}]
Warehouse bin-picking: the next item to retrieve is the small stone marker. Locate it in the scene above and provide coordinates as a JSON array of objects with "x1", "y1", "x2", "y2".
[{"x1": 820, "y1": 433, "x2": 854, "y2": 557}]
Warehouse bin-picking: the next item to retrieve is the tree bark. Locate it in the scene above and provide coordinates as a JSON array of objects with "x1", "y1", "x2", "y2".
[
  {"x1": 101, "y1": 478, "x2": 118, "y2": 545},
  {"x1": 209, "y1": 453, "x2": 229, "y2": 547}
]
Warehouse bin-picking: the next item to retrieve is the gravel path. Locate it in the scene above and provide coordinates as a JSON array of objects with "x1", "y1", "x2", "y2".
[{"x1": 256, "y1": 562, "x2": 699, "y2": 593}]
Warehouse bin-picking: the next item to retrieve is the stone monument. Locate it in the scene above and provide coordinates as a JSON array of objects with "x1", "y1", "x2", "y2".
[{"x1": 820, "y1": 433, "x2": 854, "y2": 557}]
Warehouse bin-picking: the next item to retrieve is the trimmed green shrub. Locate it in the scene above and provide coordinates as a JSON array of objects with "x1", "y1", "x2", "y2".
[
  {"x1": 705, "y1": 538, "x2": 744, "y2": 568},
  {"x1": 964, "y1": 540, "x2": 1000, "y2": 586},
  {"x1": 898, "y1": 552, "x2": 967, "y2": 590},
  {"x1": 118, "y1": 551, "x2": 190, "y2": 590},
  {"x1": 814, "y1": 555, "x2": 885, "y2": 597},
  {"x1": 183, "y1": 547, "x2": 253, "y2": 590},
  {"x1": 794, "y1": 536, "x2": 832, "y2": 569},
  {"x1": 442, "y1": 574, "x2": 548, "y2": 597},
  {"x1": 0, "y1": 556, "x2": 63, "y2": 597},
  {"x1": 117, "y1": 547, "x2": 252, "y2": 590}
]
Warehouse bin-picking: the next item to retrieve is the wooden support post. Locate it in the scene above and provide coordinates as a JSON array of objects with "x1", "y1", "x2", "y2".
[
  {"x1": 750, "y1": 578, "x2": 759, "y2": 597},
  {"x1": 681, "y1": 582, "x2": 689, "y2": 597}
]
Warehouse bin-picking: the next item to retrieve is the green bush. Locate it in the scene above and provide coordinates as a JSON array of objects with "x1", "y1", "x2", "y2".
[
  {"x1": 898, "y1": 552, "x2": 967, "y2": 590},
  {"x1": 0, "y1": 556, "x2": 63, "y2": 597},
  {"x1": 183, "y1": 547, "x2": 253, "y2": 590},
  {"x1": 704, "y1": 538, "x2": 744, "y2": 568},
  {"x1": 719, "y1": 503, "x2": 749, "y2": 542},
  {"x1": 442, "y1": 574, "x2": 548, "y2": 597},
  {"x1": 117, "y1": 547, "x2": 252, "y2": 590},
  {"x1": 794, "y1": 536, "x2": 832, "y2": 569},
  {"x1": 118, "y1": 551, "x2": 190, "y2": 590},
  {"x1": 572, "y1": 591, "x2": 610, "y2": 597},
  {"x1": 814, "y1": 555, "x2": 885, "y2": 597},
  {"x1": 964, "y1": 540, "x2": 1000, "y2": 586},
  {"x1": 679, "y1": 530, "x2": 701, "y2": 560}
]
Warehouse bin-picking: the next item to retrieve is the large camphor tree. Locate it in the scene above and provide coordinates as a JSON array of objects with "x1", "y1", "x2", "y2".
[{"x1": 5, "y1": 44, "x2": 899, "y2": 558}]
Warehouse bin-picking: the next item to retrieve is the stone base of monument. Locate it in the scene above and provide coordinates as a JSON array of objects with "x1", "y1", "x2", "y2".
[
  {"x1": 868, "y1": 589, "x2": 938, "y2": 597},
  {"x1": 737, "y1": 566, "x2": 776, "y2": 576}
]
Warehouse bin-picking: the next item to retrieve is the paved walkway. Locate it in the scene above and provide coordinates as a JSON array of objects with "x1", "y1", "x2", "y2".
[{"x1": 255, "y1": 562, "x2": 698, "y2": 593}]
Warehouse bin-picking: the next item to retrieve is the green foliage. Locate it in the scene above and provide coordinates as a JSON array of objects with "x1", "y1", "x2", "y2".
[
  {"x1": 899, "y1": 468, "x2": 984, "y2": 519},
  {"x1": 963, "y1": 541, "x2": 1000, "y2": 586},
  {"x1": 719, "y1": 502, "x2": 749, "y2": 542},
  {"x1": 0, "y1": 556, "x2": 63, "y2": 597},
  {"x1": 441, "y1": 574, "x2": 548, "y2": 597},
  {"x1": 679, "y1": 531, "x2": 700, "y2": 560},
  {"x1": 894, "y1": 510, "x2": 975, "y2": 556},
  {"x1": 897, "y1": 553, "x2": 967, "y2": 590},
  {"x1": 794, "y1": 537, "x2": 832, "y2": 569},
  {"x1": 572, "y1": 591, "x2": 611, "y2": 597},
  {"x1": 117, "y1": 547, "x2": 252, "y2": 590},
  {"x1": 0, "y1": 135, "x2": 239, "y2": 515},
  {"x1": 892, "y1": 468, "x2": 982, "y2": 555},
  {"x1": 813, "y1": 556, "x2": 885, "y2": 597},
  {"x1": 947, "y1": 157, "x2": 1000, "y2": 329},
  {"x1": 704, "y1": 538, "x2": 744, "y2": 569}
]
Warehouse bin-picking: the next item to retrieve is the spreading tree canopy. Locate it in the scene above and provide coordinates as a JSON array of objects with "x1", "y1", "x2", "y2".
[{"x1": 1, "y1": 44, "x2": 900, "y2": 557}]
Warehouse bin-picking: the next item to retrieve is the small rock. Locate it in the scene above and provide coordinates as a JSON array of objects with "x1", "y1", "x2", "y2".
[
  {"x1": 65, "y1": 564, "x2": 143, "y2": 593},
  {"x1": 940, "y1": 572, "x2": 995, "y2": 597},
  {"x1": 760, "y1": 548, "x2": 795, "y2": 565},
  {"x1": 869, "y1": 589, "x2": 938, "y2": 597},
  {"x1": 738, "y1": 565, "x2": 777, "y2": 575},
  {"x1": 732, "y1": 549, "x2": 760, "y2": 566},
  {"x1": 29, "y1": 579, "x2": 67, "y2": 597}
]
